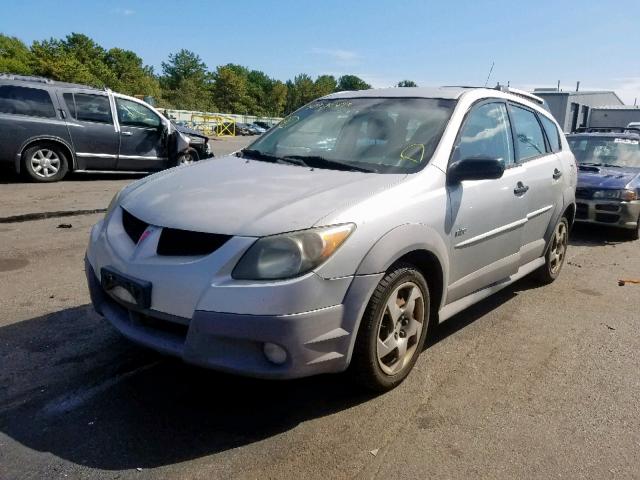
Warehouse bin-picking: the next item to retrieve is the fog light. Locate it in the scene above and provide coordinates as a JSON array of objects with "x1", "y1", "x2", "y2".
[{"x1": 263, "y1": 342, "x2": 287, "y2": 365}]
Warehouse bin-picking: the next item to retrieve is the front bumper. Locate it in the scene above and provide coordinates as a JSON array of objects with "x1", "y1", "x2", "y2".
[
  {"x1": 575, "y1": 199, "x2": 640, "y2": 229},
  {"x1": 85, "y1": 255, "x2": 382, "y2": 379}
]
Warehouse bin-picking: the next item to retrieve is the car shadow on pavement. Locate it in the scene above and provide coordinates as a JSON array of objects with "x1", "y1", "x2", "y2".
[
  {"x1": 569, "y1": 223, "x2": 633, "y2": 246},
  {"x1": 0, "y1": 305, "x2": 377, "y2": 470},
  {"x1": 0, "y1": 169, "x2": 146, "y2": 184}
]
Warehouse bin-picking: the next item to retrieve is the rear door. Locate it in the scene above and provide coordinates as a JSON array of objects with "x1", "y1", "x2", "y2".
[
  {"x1": 446, "y1": 100, "x2": 528, "y2": 303},
  {"x1": 114, "y1": 96, "x2": 167, "y2": 171},
  {"x1": 508, "y1": 104, "x2": 564, "y2": 266},
  {"x1": 60, "y1": 91, "x2": 119, "y2": 170}
]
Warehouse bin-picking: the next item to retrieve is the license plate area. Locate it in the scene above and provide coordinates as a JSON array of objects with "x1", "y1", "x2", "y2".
[{"x1": 101, "y1": 267, "x2": 151, "y2": 309}]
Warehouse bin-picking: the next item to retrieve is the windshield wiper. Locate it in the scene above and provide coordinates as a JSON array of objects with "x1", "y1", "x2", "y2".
[
  {"x1": 239, "y1": 149, "x2": 315, "y2": 167},
  {"x1": 283, "y1": 155, "x2": 375, "y2": 173}
]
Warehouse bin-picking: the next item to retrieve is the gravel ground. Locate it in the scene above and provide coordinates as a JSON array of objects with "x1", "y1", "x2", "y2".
[{"x1": 0, "y1": 149, "x2": 639, "y2": 479}]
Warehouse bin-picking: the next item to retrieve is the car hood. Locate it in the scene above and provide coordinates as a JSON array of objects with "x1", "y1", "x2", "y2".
[
  {"x1": 120, "y1": 155, "x2": 406, "y2": 236},
  {"x1": 174, "y1": 124, "x2": 208, "y2": 141},
  {"x1": 577, "y1": 165, "x2": 640, "y2": 189}
]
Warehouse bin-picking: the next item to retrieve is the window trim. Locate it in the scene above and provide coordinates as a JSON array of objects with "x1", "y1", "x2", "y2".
[
  {"x1": 69, "y1": 92, "x2": 114, "y2": 126},
  {"x1": 507, "y1": 101, "x2": 553, "y2": 164},
  {"x1": 448, "y1": 98, "x2": 518, "y2": 170},
  {"x1": 115, "y1": 97, "x2": 161, "y2": 131}
]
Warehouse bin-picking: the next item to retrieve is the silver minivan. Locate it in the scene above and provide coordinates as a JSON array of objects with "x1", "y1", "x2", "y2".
[{"x1": 86, "y1": 86, "x2": 577, "y2": 391}]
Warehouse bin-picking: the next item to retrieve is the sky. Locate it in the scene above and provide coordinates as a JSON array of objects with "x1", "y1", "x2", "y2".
[{"x1": 1, "y1": 0, "x2": 639, "y2": 104}]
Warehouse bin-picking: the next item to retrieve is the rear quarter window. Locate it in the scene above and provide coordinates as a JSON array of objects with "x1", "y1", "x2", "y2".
[
  {"x1": 539, "y1": 114, "x2": 562, "y2": 152},
  {"x1": 0, "y1": 85, "x2": 56, "y2": 118}
]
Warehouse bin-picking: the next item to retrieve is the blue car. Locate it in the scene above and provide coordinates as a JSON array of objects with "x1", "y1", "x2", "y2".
[{"x1": 567, "y1": 127, "x2": 640, "y2": 239}]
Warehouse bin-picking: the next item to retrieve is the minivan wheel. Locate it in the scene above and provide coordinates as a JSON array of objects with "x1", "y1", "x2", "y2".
[
  {"x1": 350, "y1": 263, "x2": 430, "y2": 392},
  {"x1": 535, "y1": 216, "x2": 569, "y2": 284},
  {"x1": 23, "y1": 144, "x2": 69, "y2": 182},
  {"x1": 176, "y1": 149, "x2": 199, "y2": 167}
]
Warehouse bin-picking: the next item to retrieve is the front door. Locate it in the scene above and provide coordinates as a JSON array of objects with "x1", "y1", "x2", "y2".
[
  {"x1": 446, "y1": 101, "x2": 528, "y2": 303},
  {"x1": 115, "y1": 97, "x2": 167, "y2": 171},
  {"x1": 60, "y1": 91, "x2": 118, "y2": 170}
]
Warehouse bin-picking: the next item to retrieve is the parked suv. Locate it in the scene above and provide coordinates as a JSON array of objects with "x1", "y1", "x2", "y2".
[
  {"x1": 0, "y1": 74, "x2": 213, "y2": 182},
  {"x1": 86, "y1": 86, "x2": 577, "y2": 391},
  {"x1": 567, "y1": 127, "x2": 640, "y2": 239}
]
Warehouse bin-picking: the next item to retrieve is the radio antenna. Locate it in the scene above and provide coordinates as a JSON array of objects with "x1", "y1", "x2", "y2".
[{"x1": 484, "y1": 61, "x2": 495, "y2": 87}]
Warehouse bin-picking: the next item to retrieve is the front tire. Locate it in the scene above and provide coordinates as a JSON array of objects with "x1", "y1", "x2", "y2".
[
  {"x1": 23, "y1": 144, "x2": 69, "y2": 182},
  {"x1": 625, "y1": 214, "x2": 640, "y2": 241},
  {"x1": 350, "y1": 263, "x2": 430, "y2": 392},
  {"x1": 175, "y1": 149, "x2": 199, "y2": 167},
  {"x1": 535, "y1": 216, "x2": 569, "y2": 284}
]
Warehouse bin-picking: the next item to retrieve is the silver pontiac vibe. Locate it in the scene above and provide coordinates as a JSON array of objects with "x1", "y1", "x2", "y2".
[{"x1": 86, "y1": 86, "x2": 577, "y2": 391}]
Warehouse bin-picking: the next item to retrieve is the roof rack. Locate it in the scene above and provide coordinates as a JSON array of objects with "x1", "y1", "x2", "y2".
[
  {"x1": 494, "y1": 85, "x2": 545, "y2": 106},
  {"x1": 0, "y1": 73, "x2": 55, "y2": 84},
  {"x1": 574, "y1": 126, "x2": 640, "y2": 134}
]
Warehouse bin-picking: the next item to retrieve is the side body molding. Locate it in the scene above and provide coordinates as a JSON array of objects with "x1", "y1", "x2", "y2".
[{"x1": 355, "y1": 223, "x2": 450, "y2": 308}]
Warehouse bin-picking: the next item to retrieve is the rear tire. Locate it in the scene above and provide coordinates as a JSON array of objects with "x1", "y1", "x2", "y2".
[
  {"x1": 23, "y1": 144, "x2": 69, "y2": 182},
  {"x1": 350, "y1": 263, "x2": 430, "y2": 392},
  {"x1": 535, "y1": 216, "x2": 569, "y2": 284}
]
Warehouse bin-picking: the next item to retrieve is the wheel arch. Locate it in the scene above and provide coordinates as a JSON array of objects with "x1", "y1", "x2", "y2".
[
  {"x1": 17, "y1": 136, "x2": 76, "y2": 173},
  {"x1": 355, "y1": 223, "x2": 449, "y2": 311}
]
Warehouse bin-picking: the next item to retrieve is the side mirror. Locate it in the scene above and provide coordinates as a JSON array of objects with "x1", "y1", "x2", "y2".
[{"x1": 447, "y1": 157, "x2": 505, "y2": 184}]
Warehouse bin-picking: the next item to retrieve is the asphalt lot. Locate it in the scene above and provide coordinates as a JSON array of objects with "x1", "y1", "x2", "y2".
[{"x1": 1, "y1": 138, "x2": 639, "y2": 479}]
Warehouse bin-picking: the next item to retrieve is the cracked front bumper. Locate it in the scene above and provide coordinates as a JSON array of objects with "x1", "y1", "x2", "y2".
[{"x1": 85, "y1": 257, "x2": 382, "y2": 379}]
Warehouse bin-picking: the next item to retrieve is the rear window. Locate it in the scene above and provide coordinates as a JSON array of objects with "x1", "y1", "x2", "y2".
[
  {"x1": 0, "y1": 85, "x2": 56, "y2": 118},
  {"x1": 539, "y1": 114, "x2": 561, "y2": 152}
]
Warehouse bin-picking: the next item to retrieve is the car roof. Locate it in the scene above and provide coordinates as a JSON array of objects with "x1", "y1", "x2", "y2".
[
  {"x1": 0, "y1": 74, "x2": 103, "y2": 91},
  {"x1": 324, "y1": 86, "x2": 469, "y2": 100}
]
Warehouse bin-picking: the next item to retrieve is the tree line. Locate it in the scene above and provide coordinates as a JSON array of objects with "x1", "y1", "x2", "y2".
[{"x1": 0, "y1": 33, "x2": 419, "y2": 117}]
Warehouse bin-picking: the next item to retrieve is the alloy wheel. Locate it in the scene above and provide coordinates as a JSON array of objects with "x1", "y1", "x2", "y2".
[
  {"x1": 31, "y1": 149, "x2": 60, "y2": 178},
  {"x1": 549, "y1": 221, "x2": 568, "y2": 275},
  {"x1": 178, "y1": 152, "x2": 194, "y2": 165},
  {"x1": 376, "y1": 281, "x2": 425, "y2": 375}
]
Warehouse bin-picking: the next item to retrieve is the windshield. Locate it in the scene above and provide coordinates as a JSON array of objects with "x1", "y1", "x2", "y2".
[
  {"x1": 245, "y1": 97, "x2": 456, "y2": 173},
  {"x1": 567, "y1": 135, "x2": 640, "y2": 168}
]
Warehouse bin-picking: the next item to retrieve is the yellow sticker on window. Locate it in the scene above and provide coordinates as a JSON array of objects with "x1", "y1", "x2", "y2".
[{"x1": 400, "y1": 144, "x2": 425, "y2": 164}]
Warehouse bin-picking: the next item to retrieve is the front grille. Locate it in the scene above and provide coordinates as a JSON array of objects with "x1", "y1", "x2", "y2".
[
  {"x1": 595, "y1": 213, "x2": 619, "y2": 223},
  {"x1": 122, "y1": 208, "x2": 148, "y2": 244},
  {"x1": 596, "y1": 204, "x2": 620, "y2": 212},
  {"x1": 576, "y1": 203, "x2": 589, "y2": 219},
  {"x1": 576, "y1": 188, "x2": 593, "y2": 199},
  {"x1": 157, "y1": 227, "x2": 231, "y2": 256}
]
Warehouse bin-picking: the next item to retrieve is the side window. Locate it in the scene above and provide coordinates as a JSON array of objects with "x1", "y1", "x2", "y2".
[
  {"x1": 0, "y1": 85, "x2": 56, "y2": 118},
  {"x1": 510, "y1": 105, "x2": 547, "y2": 161},
  {"x1": 116, "y1": 98, "x2": 160, "y2": 129},
  {"x1": 62, "y1": 93, "x2": 76, "y2": 118},
  {"x1": 453, "y1": 102, "x2": 514, "y2": 166},
  {"x1": 539, "y1": 114, "x2": 562, "y2": 152},
  {"x1": 74, "y1": 94, "x2": 113, "y2": 124}
]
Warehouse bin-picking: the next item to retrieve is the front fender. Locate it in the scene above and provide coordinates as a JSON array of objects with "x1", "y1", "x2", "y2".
[{"x1": 355, "y1": 223, "x2": 449, "y2": 302}]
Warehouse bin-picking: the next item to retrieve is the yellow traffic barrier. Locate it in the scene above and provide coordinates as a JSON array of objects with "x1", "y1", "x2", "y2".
[{"x1": 190, "y1": 114, "x2": 236, "y2": 137}]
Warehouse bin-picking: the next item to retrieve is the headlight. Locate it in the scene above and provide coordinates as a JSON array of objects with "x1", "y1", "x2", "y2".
[
  {"x1": 592, "y1": 189, "x2": 638, "y2": 201},
  {"x1": 232, "y1": 224, "x2": 355, "y2": 280}
]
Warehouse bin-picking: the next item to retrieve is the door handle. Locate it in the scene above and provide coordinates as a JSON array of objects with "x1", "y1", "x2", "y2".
[
  {"x1": 514, "y1": 182, "x2": 529, "y2": 195},
  {"x1": 552, "y1": 168, "x2": 563, "y2": 179},
  {"x1": 121, "y1": 131, "x2": 133, "y2": 136}
]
